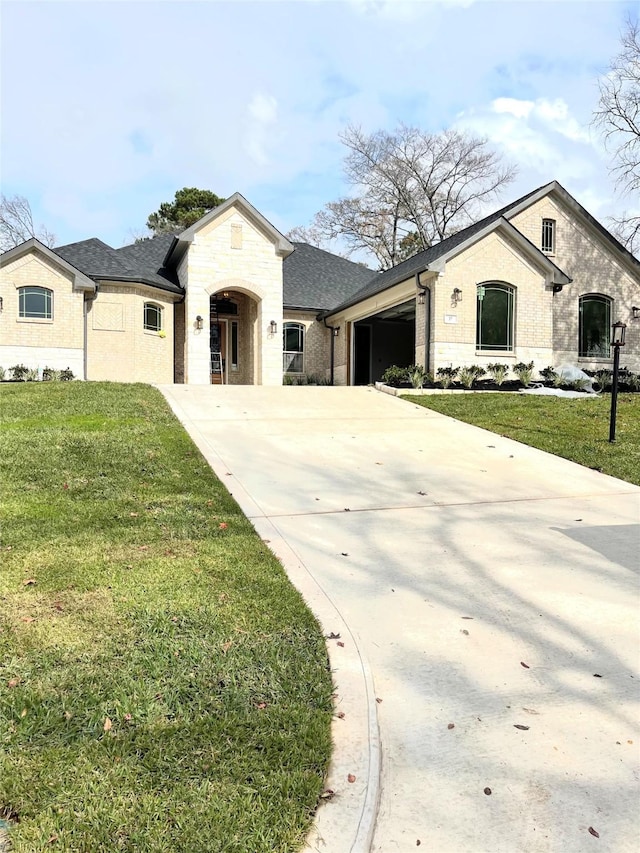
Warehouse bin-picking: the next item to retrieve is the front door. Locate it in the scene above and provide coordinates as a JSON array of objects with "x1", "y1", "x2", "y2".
[{"x1": 210, "y1": 320, "x2": 227, "y2": 384}]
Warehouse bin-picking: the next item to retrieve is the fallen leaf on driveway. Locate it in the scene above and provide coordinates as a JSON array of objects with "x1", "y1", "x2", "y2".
[
  {"x1": 343, "y1": 508, "x2": 351, "y2": 512},
  {"x1": 347, "y1": 774, "x2": 356, "y2": 783},
  {"x1": 337, "y1": 711, "x2": 345, "y2": 719},
  {"x1": 326, "y1": 632, "x2": 341, "y2": 640},
  {"x1": 588, "y1": 827, "x2": 600, "y2": 838},
  {"x1": 522, "y1": 708, "x2": 539, "y2": 715},
  {"x1": 484, "y1": 787, "x2": 492, "y2": 795},
  {"x1": 319, "y1": 789, "x2": 335, "y2": 800},
  {"x1": 593, "y1": 673, "x2": 602, "y2": 678},
  {"x1": 520, "y1": 661, "x2": 530, "y2": 669},
  {"x1": 376, "y1": 697, "x2": 383, "y2": 704},
  {"x1": 337, "y1": 641, "x2": 345, "y2": 647},
  {"x1": 447, "y1": 723, "x2": 455, "y2": 730},
  {"x1": 514, "y1": 724, "x2": 530, "y2": 731}
]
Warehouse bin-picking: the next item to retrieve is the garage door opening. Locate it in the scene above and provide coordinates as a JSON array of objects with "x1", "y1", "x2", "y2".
[{"x1": 353, "y1": 299, "x2": 416, "y2": 385}]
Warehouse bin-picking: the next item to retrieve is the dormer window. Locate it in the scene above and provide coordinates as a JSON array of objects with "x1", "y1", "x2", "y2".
[{"x1": 541, "y1": 218, "x2": 556, "y2": 254}]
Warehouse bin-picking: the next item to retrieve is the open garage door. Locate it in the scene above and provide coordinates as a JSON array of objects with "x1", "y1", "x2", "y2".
[{"x1": 353, "y1": 299, "x2": 416, "y2": 385}]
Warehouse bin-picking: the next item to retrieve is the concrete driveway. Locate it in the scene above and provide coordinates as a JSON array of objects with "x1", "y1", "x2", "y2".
[{"x1": 159, "y1": 385, "x2": 640, "y2": 853}]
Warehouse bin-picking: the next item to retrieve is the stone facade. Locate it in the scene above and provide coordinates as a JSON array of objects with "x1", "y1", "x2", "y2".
[{"x1": 180, "y1": 206, "x2": 286, "y2": 385}]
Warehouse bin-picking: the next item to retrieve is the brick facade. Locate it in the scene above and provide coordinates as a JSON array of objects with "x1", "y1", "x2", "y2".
[{"x1": 0, "y1": 251, "x2": 85, "y2": 377}]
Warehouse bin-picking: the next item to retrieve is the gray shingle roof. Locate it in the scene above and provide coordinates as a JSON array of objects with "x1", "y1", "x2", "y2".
[
  {"x1": 322, "y1": 183, "x2": 559, "y2": 316},
  {"x1": 283, "y1": 242, "x2": 376, "y2": 310},
  {"x1": 53, "y1": 235, "x2": 182, "y2": 294}
]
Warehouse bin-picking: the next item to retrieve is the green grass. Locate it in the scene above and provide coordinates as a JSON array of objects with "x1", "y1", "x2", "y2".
[
  {"x1": 403, "y1": 392, "x2": 640, "y2": 486},
  {"x1": 0, "y1": 383, "x2": 333, "y2": 853}
]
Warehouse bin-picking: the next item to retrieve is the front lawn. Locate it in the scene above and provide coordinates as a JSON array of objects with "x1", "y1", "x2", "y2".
[
  {"x1": 404, "y1": 392, "x2": 640, "y2": 486},
  {"x1": 0, "y1": 383, "x2": 333, "y2": 853}
]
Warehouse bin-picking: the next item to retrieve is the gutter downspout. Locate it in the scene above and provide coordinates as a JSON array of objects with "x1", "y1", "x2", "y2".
[
  {"x1": 83, "y1": 285, "x2": 99, "y2": 381},
  {"x1": 416, "y1": 273, "x2": 431, "y2": 374},
  {"x1": 323, "y1": 318, "x2": 339, "y2": 386}
]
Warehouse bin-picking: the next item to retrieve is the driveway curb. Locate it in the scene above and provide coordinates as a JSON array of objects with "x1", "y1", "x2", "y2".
[{"x1": 159, "y1": 385, "x2": 381, "y2": 853}]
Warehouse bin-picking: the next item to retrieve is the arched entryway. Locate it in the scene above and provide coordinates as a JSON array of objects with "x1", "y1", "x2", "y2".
[{"x1": 209, "y1": 288, "x2": 258, "y2": 385}]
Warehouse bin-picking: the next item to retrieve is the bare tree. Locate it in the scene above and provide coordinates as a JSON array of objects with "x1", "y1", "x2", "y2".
[
  {"x1": 0, "y1": 194, "x2": 56, "y2": 252},
  {"x1": 286, "y1": 224, "x2": 327, "y2": 248},
  {"x1": 593, "y1": 17, "x2": 640, "y2": 254},
  {"x1": 293, "y1": 124, "x2": 516, "y2": 269}
]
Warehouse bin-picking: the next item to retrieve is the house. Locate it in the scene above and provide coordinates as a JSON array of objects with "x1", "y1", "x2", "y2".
[{"x1": 1, "y1": 181, "x2": 638, "y2": 384}]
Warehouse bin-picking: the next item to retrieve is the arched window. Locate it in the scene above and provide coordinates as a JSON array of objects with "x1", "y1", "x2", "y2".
[
  {"x1": 283, "y1": 322, "x2": 304, "y2": 373},
  {"x1": 18, "y1": 286, "x2": 53, "y2": 319},
  {"x1": 476, "y1": 283, "x2": 515, "y2": 351},
  {"x1": 143, "y1": 302, "x2": 163, "y2": 332},
  {"x1": 579, "y1": 294, "x2": 611, "y2": 358}
]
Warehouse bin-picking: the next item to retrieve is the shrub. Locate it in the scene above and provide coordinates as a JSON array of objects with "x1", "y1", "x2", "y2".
[
  {"x1": 59, "y1": 367, "x2": 75, "y2": 382},
  {"x1": 592, "y1": 369, "x2": 612, "y2": 391},
  {"x1": 513, "y1": 361, "x2": 535, "y2": 387},
  {"x1": 381, "y1": 365, "x2": 408, "y2": 387},
  {"x1": 567, "y1": 378, "x2": 591, "y2": 392},
  {"x1": 0, "y1": 366, "x2": 5, "y2": 381},
  {"x1": 486, "y1": 363, "x2": 509, "y2": 385},
  {"x1": 622, "y1": 371, "x2": 640, "y2": 391},
  {"x1": 457, "y1": 365, "x2": 486, "y2": 389},
  {"x1": 25, "y1": 368, "x2": 39, "y2": 381},
  {"x1": 436, "y1": 366, "x2": 459, "y2": 389},
  {"x1": 405, "y1": 364, "x2": 426, "y2": 389},
  {"x1": 9, "y1": 364, "x2": 29, "y2": 381},
  {"x1": 42, "y1": 366, "x2": 60, "y2": 382},
  {"x1": 539, "y1": 366, "x2": 558, "y2": 383}
]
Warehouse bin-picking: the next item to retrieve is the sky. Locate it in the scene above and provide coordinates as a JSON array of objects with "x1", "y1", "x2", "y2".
[{"x1": 1, "y1": 0, "x2": 638, "y2": 253}]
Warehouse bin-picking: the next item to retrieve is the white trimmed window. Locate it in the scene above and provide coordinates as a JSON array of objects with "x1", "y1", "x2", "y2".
[
  {"x1": 579, "y1": 294, "x2": 611, "y2": 358},
  {"x1": 143, "y1": 302, "x2": 163, "y2": 332},
  {"x1": 476, "y1": 283, "x2": 515, "y2": 351},
  {"x1": 18, "y1": 286, "x2": 52, "y2": 319},
  {"x1": 283, "y1": 322, "x2": 304, "y2": 373},
  {"x1": 541, "y1": 218, "x2": 555, "y2": 254}
]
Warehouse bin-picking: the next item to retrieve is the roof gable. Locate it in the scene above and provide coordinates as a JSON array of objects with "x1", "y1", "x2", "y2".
[
  {"x1": 167, "y1": 193, "x2": 294, "y2": 263},
  {"x1": 1, "y1": 238, "x2": 95, "y2": 292},
  {"x1": 323, "y1": 202, "x2": 572, "y2": 317}
]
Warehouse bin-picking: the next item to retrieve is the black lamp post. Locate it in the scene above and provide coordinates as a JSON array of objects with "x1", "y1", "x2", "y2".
[{"x1": 608, "y1": 321, "x2": 626, "y2": 443}]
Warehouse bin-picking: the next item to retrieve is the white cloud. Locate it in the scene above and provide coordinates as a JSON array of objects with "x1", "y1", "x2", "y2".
[
  {"x1": 244, "y1": 93, "x2": 279, "y2": 166},
  {"x1": 248, "y1": 93, "x2": 278, "y2": 125}
]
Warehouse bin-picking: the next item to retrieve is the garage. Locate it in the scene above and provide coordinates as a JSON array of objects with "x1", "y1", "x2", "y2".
[{"x1": 352, "y1": 298, "x2": 417, "y2": 385}]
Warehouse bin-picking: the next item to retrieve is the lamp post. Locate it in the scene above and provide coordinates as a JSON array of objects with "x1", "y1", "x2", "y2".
[{"x1": 608, "y1": 321, "x2": 626, "y2": 443}]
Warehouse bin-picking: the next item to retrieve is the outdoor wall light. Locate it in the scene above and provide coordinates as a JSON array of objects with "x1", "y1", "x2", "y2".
[
  {"x1": 0, "y1": 296, "x2": 3, "y2": 311},
  {"x1": 195, "y1": 315, "x2": 204, "y2": 330},
  {"x1": 269, "y1": 320, "x2": 278, "y2": 335},
  {"x1": 609, "y1": 320, "x2": 627, "y2": 443},
  {"x1": 452, "y1": 287, "x2": 462, "y2": 304},
  {"x1": 417, "y1": 291, "x2": 425, "y2": 305},
  {"x1": 632, "y1": 306, "x2": 640, "y2": 320},
  {"x1": 333, "y1": 326, "x2": 340, "y2": 337},
  {"x1": 611, "y1": 320, "x2": 627, "y2": 347}
]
